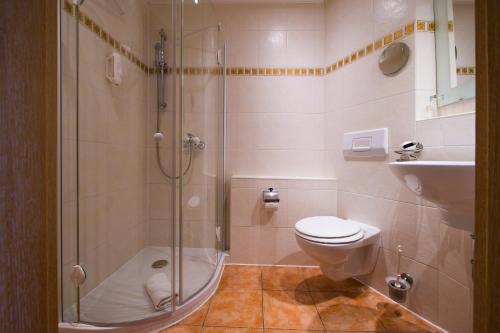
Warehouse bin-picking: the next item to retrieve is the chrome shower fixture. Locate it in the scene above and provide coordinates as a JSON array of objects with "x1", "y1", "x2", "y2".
[
  {"x1": 183, "y1": 133, "x2": 206, "y2": 151},
  {"x1": 155, "y1": 29, "x2": 167, "y2": 111}
]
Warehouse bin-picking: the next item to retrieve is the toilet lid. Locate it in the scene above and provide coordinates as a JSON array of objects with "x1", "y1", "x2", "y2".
[{"x1": 295, "y1": 216, "x2": 362, "y2": 239}]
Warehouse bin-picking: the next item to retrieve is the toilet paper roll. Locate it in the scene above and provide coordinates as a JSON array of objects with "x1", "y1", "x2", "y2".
[{"x1": 264, "y1": 202, "x2": 279, "y2": 209}]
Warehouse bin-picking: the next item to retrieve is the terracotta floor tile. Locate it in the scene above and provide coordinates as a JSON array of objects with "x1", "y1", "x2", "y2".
[
  {"x1": 219, "y1": 265, "x2": 262, "y2": 290},
  {"x1": 264, "y1": 329, "x2": 326, "y2": 333},
  {"x1": 301, "y1": 267, "x2": 365, "y2": 292},
  {"x1": 203, "y1": 328, "x2": 263, "y2": 333},
  {"x1": 181, "y1": 302, "x2": 210, "y2": 326},
  {"x1": 312, "y1": 289, "x2": 390, "y2": 310},
  {"x1": 205, "y1": 290, "x2": 263, "y2": 328},
  {"x1": 263, "y1": 290, "x2": 324, "y2": 330},
  {"x1": 377, "y1": 303, "x2": 442, "y2": 333},
  {"x1": 160, "y1": 325, "x2": 203, "y2": 333},
  {"x1": 318, "y1": 304, "x2": 385, "y2": 331},
  {"x1": 261, "y1": 266, "x2": 308, "y2": 291}
]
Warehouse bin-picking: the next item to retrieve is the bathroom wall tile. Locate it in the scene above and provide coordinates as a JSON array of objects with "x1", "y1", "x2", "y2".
[
  {"x1": 227, "y1": 149, "x2": 327, "y2": 179},
  {"x1": 232, "y1": 227, "x2": 308, "y2": 266},
  {"x1": 400, "y1": 255, "x2": 439, "y2": 323},
  {"x1": 147, "y1": 147, "x2": 174, "y2": 184},
  {"x1": 419, "y1": 145, "x2": 475, "y2": 162},
  {"x1": 148, "y1": 219, "x2": 173, "y2": 247},
  {"x1": 287, "y1": 3, "x2": 324, "y2": 31},
  {"x1": 256, "y1": 5, "x2": 289, "y2": 31},
  {"x1": 230, "y1": 188, "x2": 262, "y2": 227},
  {"x1": 416, "y1": 118, "x2": 445, "y2": 147},
  {"x1": 372, "y1": 0, "x2": 416, "y2": 38},
  {"x1": 287, "y1": 30, "x2": 324, "y2": 67},
  {"x1": 286, "y1": 189, "x2": 337, "y2": 226},
  {"x1": 79, "y1": 195, "x2": 110, "y2": 251},
  {"x1": 437, "y1": 273, "x2": 473, "y2": 333},
  {"x1": 438, "y1": 224, "x2": 473, "y2": 288},
  {"x1": 258, "y1": 31, "x2": 288, "y2": 67},
  {"x1": 79, "y1": 141, "x2": 109, "y2": 198},
  {"x1": 338, "y1": 191, "x2": 394, "y2": 249},
  {"x1": 262, "y1": 227, "x2": 317, "y2": 266},
  {"x1": 79, "y1": 82, "x2": 110, "y2": 143},
  {"x1": 417, "y1": 113, "x2": 476, "y2": 148},
  {"x1": 230, "y1": 226, "x2": 261, "y2": 264},
  {"x1": 149, "y1": 183, "x2": 173, "y2": 220},
  {"x1": 226, "y1": 30, "x2": 260, "y2": 68},
  {"x1": 441, "y1": 113, "x2": 476, "y2": 146},
  {"x1": 324, "y1": 0, "x2": 374, "y2": 61},
  {"x1": 387, "y1": 202, "x2": 441, "y2": 268}
]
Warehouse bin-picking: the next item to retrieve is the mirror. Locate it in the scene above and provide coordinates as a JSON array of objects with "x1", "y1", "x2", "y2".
[{"x1": 434, "y1": 0, "x2": 475, "y2": 114}]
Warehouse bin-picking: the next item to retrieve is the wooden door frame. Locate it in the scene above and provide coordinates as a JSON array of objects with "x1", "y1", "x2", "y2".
[
  {"x1": 0, "y1": 1, "x2": 58, "y2": 332},
  {"x1": 474, "y1": 0, "x2": 500, "y2": 332}
]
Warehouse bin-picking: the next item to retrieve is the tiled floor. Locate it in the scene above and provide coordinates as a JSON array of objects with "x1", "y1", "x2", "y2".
[{"x1": 160, "y1": 265, "x2": 441, "y2": 333}]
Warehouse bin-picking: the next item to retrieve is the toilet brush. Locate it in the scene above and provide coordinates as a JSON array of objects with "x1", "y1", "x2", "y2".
[{"x1": 386, "y1": 245, "x2": 413, "y2": 303}]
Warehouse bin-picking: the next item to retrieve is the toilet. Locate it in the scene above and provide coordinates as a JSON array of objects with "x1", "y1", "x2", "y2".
[{"x1": 295, "y1": 216, "x2": 381, "y2": 281}]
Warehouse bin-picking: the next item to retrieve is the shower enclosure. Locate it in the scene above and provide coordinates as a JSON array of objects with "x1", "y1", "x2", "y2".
[{"x1": 59, "y1": 0, "x2": 226, "y2": 327}]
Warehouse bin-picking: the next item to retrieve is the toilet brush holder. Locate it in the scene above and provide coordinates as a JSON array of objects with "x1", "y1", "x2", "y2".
[{"x1": 386, "y1": 273, "x2": 413, "y2": 303}]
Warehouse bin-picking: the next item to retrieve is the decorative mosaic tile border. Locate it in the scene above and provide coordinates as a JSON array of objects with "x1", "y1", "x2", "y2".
[
  {"x1": 457, "y1": 66, "x2": 476, "y2": 75},
  {"x1": 163, "y1": 67, "x2": 324, "y2": 77},
  {"x1": 63, "y1": 0, "x2": 153, "y2": 74},
  {"x1": 226, "y1": 67, "x2": 324, "y2": 76},
  {"x1": 62, "y1": 2, "x2": 437, "y2": 79},
  {"x1": 324, "y1": 20, "x2": 434, "y2": 76}
]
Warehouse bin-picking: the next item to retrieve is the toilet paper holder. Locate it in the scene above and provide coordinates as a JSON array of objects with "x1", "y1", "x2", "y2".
[{"x1": 262, "y1": 188, "x2": 280, "y2": 203}]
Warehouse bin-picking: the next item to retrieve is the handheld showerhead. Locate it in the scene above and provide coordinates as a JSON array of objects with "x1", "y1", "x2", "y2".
[{"x1": 155, "y1": 30, "x2": 167, "y2": 70}]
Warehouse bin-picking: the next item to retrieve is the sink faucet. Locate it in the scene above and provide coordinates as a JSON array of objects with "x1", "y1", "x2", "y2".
[{"x1": 395, "y1": 141, "x2": 423, "y2": 161}]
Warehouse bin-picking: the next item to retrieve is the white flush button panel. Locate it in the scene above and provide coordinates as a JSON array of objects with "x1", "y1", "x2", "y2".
[{"x1": 342, "y1": 128, "x2": 388, "y2": 158}]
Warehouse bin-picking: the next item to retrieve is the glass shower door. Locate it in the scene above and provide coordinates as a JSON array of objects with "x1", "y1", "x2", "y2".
[
  {"x1": 60, "y1": 0, "x2": 177, "y2": 324},
  {"x1": 178, "y1": 0, "x2": 224, "y2": 302}
]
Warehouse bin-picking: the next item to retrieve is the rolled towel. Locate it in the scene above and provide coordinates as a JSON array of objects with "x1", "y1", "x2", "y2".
[{"x1": 145, "y1": 273, "x2": 172, "y2": 310}]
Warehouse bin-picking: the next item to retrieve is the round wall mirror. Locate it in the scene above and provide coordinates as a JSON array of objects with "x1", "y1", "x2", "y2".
[{"x1": 378, "y1": 42, "x2": 410, "y2": 75}]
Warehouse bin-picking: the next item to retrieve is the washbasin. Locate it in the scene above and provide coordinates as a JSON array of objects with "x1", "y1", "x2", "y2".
[{"x1": 389, "y1": 161, "x2": 475, "y2": 232}]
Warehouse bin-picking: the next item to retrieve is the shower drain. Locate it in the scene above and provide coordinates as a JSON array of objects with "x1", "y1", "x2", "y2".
[{"x1": 152, "y1": 259, "x2": 169, "y2": 269}]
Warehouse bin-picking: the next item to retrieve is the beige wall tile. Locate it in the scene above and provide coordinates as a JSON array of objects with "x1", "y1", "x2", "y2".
[{"x1": 438, "y1": 273, "x2": 473, "y2": 333}]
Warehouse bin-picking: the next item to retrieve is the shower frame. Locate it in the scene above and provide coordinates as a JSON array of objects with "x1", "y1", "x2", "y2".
[{"x1": 57, "y1": 0, "x2": 227, "y2": 329}]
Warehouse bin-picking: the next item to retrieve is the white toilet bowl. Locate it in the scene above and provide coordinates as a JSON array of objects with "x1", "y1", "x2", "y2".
[{"x1": 294, "y1": 216, "x2": 381, "y2": 281}]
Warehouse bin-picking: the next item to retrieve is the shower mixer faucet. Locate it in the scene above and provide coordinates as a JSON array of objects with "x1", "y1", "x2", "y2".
[{"x1": 184, "y1": 133, "x2": 206, "y2": 150}]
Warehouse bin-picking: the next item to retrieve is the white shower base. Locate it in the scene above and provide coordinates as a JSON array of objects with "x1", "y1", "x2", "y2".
[{"x1": 64, "y1": 246, "x2": 218, "y2": 325}]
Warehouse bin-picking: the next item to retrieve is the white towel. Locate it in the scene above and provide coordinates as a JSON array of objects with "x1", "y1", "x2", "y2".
[{"x1": 145, "y1": 273, "x2": 172, "y2": 310}]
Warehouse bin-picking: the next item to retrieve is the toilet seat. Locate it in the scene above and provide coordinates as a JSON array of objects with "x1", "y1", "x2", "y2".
[{"x1": 295, "y1": 216, "x2": 364, "y2": 244}]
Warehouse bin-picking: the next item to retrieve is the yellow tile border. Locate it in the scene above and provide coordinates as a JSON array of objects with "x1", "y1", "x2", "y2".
[
  {"x1": 323, "y1": 20, "x2": 435, "y2": 76},
  {"x1": 62, "y1": 4, "x2": 436, "y2": 79},
  {"x1": 456, "y1": 66, "x2": 476, "y2": 75},
  {"x1": 63, "y1": 0, "x2": 152, "y2": 74}
]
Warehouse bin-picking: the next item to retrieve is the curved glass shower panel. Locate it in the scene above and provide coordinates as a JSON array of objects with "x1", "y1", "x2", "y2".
[
  {"x1": 59, "y1": 0, "x2": 225, "y2": 326},
  {"x1": 179, "y1": 0, "x2": 224, "y2": 303},
  {"x1": 60, "y1": 0, "x2": 79, "y2": 323},
  {"x1": 59, "y1": 0, "x2": 176, "y2": 324}
]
